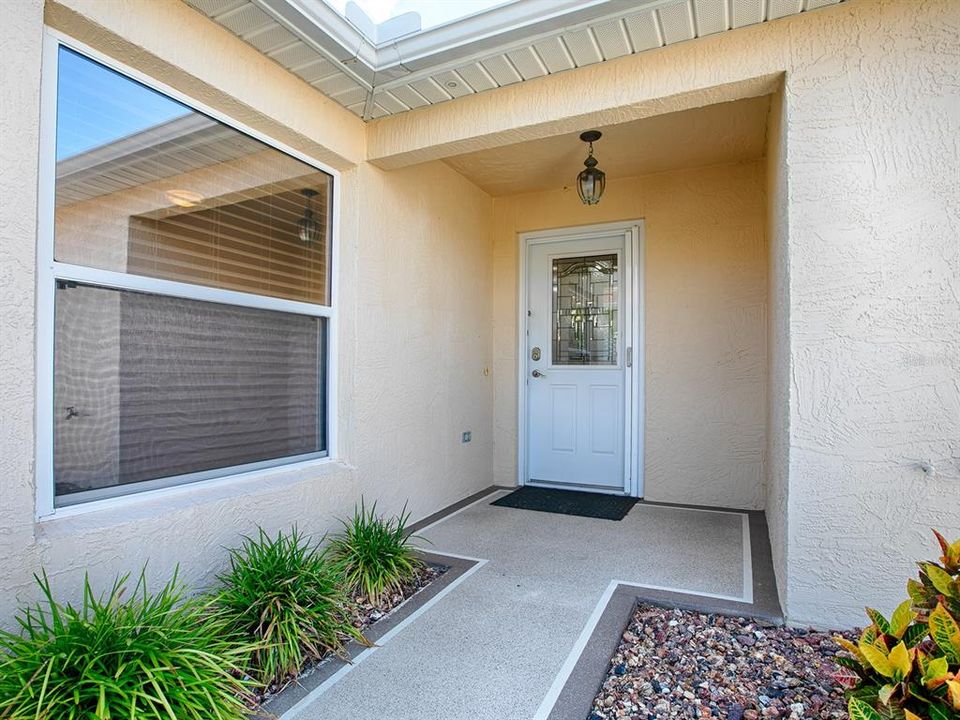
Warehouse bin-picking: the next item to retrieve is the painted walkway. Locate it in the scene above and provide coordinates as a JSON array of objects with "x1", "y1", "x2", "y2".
[{"x1": 280, "y1": 489, "x2": 752, "y2": 720}]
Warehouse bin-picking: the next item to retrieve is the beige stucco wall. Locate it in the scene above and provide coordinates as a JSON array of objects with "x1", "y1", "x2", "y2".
[
  {"x1": 492, "y1": 162, "x2": 768, "y2": 510},
  {"x1": 765, "y1": 86, "x2": 790, "y2": 614},
  {"x1": 0, "y1": 0, "x2": 493, "y2": 622},
  {"x1": 779, "y1": 0, "x2": 960, "y2": 628},
  {"x1": 373, "y1": 0, "x2": 960, "y2": 629}
]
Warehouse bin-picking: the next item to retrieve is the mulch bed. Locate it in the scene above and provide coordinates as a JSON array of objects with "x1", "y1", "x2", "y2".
[
  {"x1": 590, "y1": 604, "x2": 858, "y2": 720},
  {"x1": 254, "y1": 563, "x2": 446, "y2": 705}
]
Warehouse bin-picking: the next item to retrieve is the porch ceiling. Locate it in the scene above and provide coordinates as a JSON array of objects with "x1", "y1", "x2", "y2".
[
  {"x1": 180, "y1": 0, "x2": 844, "y2": 121},
  {"x1": 443, "y1": 94, "x2": 770, "y2": 196}
]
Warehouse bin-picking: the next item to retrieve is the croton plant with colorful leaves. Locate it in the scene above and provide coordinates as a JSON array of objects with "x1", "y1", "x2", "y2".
[{"x1": 833, "y1": 530, "x2": 960, "y2": 720}]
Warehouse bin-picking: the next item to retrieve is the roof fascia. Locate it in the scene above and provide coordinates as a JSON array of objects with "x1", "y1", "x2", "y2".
[
  {"x1": 373, "y1": 0, "x2": 683, "y2": 92},
  {"x1": 259, "y1": 0, "x2": 651, "y2": 72},
  {"x1": 253, "y1": 0, "x2": 690, "y2": 95},
  {"x1": 376, "y1": 0, "x2": 614, "y2": 69},
  {"x1": 255, "y1": 0, "x2": 378, "y2": 86}
]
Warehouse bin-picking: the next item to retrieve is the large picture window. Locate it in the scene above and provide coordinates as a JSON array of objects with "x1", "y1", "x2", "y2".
[{"x1": 41, "y1": 41, "x2": 335, "y2": 509}]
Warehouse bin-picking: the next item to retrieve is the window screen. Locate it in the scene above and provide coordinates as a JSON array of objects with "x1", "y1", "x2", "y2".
[{"x1": 54, "y1": 284, "x2": 325, "y2": 504}]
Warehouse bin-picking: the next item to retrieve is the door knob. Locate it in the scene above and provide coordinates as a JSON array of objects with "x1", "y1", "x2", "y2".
[{"x1": 531, "y1": 369, "x2": 546, "y2": 378}]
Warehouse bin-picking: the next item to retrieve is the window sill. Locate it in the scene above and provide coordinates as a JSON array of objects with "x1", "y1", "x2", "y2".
[{"x1": 36, "y1": 456, "x2": 354, "y2": 534}]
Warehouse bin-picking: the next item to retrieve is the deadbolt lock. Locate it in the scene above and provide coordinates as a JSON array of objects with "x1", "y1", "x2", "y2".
[{"x1": 531, "y1": 346, "x2": 541, "y2": 361}]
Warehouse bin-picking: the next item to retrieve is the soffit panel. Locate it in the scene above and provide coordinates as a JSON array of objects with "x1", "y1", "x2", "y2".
[{"x1": 182, "y1": 0, "x2": 844, "y2": 121}]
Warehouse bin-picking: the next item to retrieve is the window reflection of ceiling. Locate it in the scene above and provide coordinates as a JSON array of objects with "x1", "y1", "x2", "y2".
[{"x1": 56, "y1": 116, "x2": 264, "y2": 205}]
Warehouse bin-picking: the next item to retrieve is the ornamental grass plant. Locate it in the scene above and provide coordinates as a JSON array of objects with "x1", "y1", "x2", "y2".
[
  {"x1": 0, "y1": 504, "x2": 428, "y2": 716},
  {"x1": 0, "y1": 569, "x2": 251, "y2": 720},
  {"x1": 211, "y1": 527, "x2": 366, "y2": 686},
  {"x1": 328, "y1": 499, "x2": 423, "y2": 604}
]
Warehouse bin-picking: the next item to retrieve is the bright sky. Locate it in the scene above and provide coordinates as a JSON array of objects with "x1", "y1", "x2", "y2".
[{"x1": 323, "y1": 0, "x2": 513, "y2": 30}]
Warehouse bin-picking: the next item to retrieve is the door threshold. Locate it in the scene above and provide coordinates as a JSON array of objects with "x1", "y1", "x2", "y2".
[{"x1": 526, "y1": 480, "x2": 630, "y2": 497}]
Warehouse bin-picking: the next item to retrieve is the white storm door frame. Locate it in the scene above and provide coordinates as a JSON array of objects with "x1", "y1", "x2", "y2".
[{"x1": 517, "y1": 220, "x2": 645, "y2": 498}]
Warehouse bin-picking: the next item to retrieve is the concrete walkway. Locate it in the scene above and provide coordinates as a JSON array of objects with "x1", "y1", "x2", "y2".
[{"x1": 283, "y1": 489, "x2": 751, "y2": 720}]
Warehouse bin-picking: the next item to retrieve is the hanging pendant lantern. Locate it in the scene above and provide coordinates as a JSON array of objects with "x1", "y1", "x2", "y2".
[
  {"x1": 297, "y1": 188, "x2": 321, "y2": 244},
  {"x1": 576, "y1": 130, "x2": 606, "y2": 205}
]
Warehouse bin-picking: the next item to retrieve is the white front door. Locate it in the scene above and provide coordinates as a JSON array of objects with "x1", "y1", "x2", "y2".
[{"x1": 524, "y1": 231, "x2": 632, "y2": 493}]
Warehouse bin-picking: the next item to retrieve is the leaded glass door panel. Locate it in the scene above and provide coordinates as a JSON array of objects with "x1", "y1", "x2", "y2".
[{"x1": 552, "y1": 254, "x2": 618, "y2": 366}]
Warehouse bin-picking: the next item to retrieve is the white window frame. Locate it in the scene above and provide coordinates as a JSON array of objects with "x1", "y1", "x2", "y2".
[{"x1": 35, "y1": 29, "x2": 340, "y2": 518}]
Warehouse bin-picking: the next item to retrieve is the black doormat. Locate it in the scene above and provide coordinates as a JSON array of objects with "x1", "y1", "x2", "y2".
[{"x1": 491, "y1": 486, "x2": 638, "y2": 521}]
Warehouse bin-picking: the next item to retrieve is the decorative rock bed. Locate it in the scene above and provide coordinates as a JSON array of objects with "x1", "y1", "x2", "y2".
[
  {"x1": 345, "y1": 563, "x2": 445, "y2": 630},
  {"x1": 590, "y1": 604, "x2": 857, "y2": 720}
]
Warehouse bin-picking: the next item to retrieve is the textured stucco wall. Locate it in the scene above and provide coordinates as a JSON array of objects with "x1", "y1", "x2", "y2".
[
  {"x1": 347, "y1": 161, "x2": 494, "y2": 517},
  {"x1": 375, "y1": 0, "x2": 960, "y2": 628},
  {"x1": 492, "y1": 162, "x2": 769, "y2": 510},
  {"x1": 0, "y1": 0, "x2": 47, "y2": 621},
  {"x1": 765, "y1": 87, "x2": 790, "y2": 614},
  {"x1": 0, "y1": 0, "x2": 493, "y2": 622},
  {"x1": 780, "y1": 0, "x2": 960, "y2": 628}
]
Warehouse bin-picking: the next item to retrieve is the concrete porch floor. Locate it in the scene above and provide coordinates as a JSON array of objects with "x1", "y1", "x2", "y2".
[{"x1": 280, "y1": 488, "x2": 767, "y2": 720}]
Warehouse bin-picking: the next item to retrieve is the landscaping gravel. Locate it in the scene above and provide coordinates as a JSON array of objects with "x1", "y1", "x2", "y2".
[
  {"x1": 346, "y1": 562, "x2": 445, "y2": 630},
  {"x1": 590, "y1": 604, "x2": 857, "y2": 720}
]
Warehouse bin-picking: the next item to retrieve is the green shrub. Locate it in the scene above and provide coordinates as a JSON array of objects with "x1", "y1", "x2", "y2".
[
  {"x1": 211, "y1": 527, "x2": 365, "y2": 686},
  {"x1": 328, "y1": 499, "x2": 423, "y2": 604},
  {"x1": 0, "y1": 569, "x2": 250, "y2": 720},
  {"x1": 834, "y1": 530, "x2": 960, "y2": 720}
]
